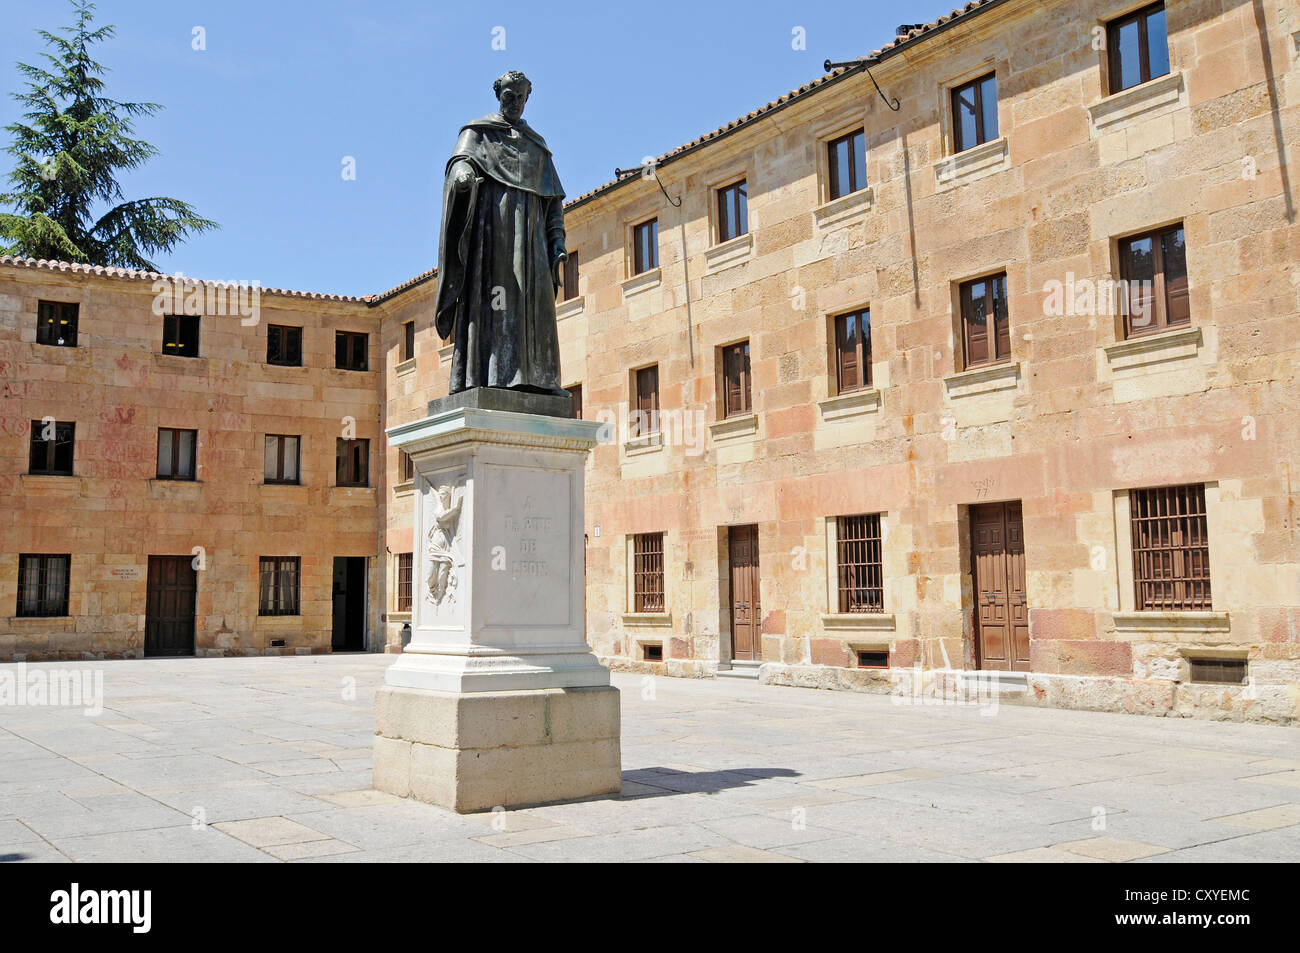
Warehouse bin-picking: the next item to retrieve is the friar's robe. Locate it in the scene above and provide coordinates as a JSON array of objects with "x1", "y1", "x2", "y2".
[{"x1": 435, "y1": 114, "x2": 567, "y2": 394}]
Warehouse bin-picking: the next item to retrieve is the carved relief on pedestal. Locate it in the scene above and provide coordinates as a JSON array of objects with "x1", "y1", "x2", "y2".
[{"x1": 424, "y1": 478, "x2": 466, "y2": 619}]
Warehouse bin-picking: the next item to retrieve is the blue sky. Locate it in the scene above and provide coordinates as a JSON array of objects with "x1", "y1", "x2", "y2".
[{"x1": 0, "y1": 0, "x2": 961, "y2": 296}]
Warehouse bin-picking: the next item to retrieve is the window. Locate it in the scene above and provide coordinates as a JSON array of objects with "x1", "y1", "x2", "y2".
[
  {"x1": 642, "y1": 643, "x2": 664, "y2": 662},
  {"x1": 264, "y1": 435, "x2": 300, "y2": 484},
  {"x1": 1131, "y1": 484, "x2": 1211, "y2": 611},
  {"x1": 633, "y1": 532, "x2": 665, "y2": 612},
  {"x1": 721, "y1": 341, "x2": 751, "y2": 418},
  {"x1": 336, "y1": 331, "x2": 369, "y2": 371},
  {"x1": 162, "y1": 313, "x2": 200, "y2": 357},
  {"x1": 858, "y1": 650, "x2": 889, "y2": 669},
  {"x1": 397, "y1": 449, "x2": 415, "y2": 484},
  {"x1": 827, "y1": 129, "x2": 867, "y2": 201},
  {"x1": 397, "y1": 553, "x2": 413, "y2": 613},
  {"x1": 402, "y1": 321, "x2": 415, "y2": 362},
  {"x1": 1188, "y1": 658, "x2": 1246, "y2": 685},
  {"x1": 28, "y1": 420, "x2": 75, "y2": 476},
  {"x1": 267, "y1": 325, "x2": 302, "y2": 367},
  {"x1": 157, "y1": 428, "x2": 197, "y2": 481},
  {"x1": 952, "y1": 72, "x2": 998, "y2": 153},
  {"x1": 37, "y1": 301, "x2": 78, "y2": 347},
  {"x1": 834, "y1": 309, "x2": 872, "y2": 393},
  {"x1": 561, "y1": 250, "x2": 580, "y2": 301},
  {"x1": 336, "y1": 438, "x2": 370, "y2": 487},
  {"x1": 632, "y1": 365, "x2": 659, "y2": 438},
  {"x1": 16, "y1": 554, "x2": 71, "y2": 617},
  {"x1": 960, "y1": 273, "x2": 1010, "y2": 369},
  {"x1": 1119, "y1": 224, "x2": 1188, "y2": 337},
  {"x1": 632, "y1": 219, "x2": 658, "y2": 275},
  {"x1": 836, "y1": 514, "x2": 884, "y2": 613},
  {"x1": 259, "y1": 556, "x2": 300, "y2": 616},
  {"x1": 717, "y1": 180, "x2": 748, "y2": 243},
  {"x1": 1107, "y1": 2, "x2": 1170, "y2": 94},
  {"x1": 567, "y1": 383, "x2": 583, "y2": 420}
]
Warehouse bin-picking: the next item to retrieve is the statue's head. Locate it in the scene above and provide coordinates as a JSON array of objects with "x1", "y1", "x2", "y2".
[
  {"x1": 437, "y1": 485, "x2": 452, "y2": 507},
  {"x1": 493, "y1": 70, "x2": 532, "y2": 125}
]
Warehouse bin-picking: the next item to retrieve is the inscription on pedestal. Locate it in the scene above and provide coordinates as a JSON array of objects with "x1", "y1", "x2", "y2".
[{"x1": 484, "y1": 465, "x2": 570, "y2": 627}]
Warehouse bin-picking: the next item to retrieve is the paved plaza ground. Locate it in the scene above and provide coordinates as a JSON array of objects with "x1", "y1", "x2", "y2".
[{"x1": 1, "y1": 655, "x2": 1298, "y2": 863}]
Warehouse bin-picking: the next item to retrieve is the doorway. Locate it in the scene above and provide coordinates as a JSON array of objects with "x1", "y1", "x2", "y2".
[
  {"x1": 727, "y1": 525, "x2": 761, "y2": 662},
  {"x1": 969, "y1": 501, "x2": 1030, "y2": 671},
  {"x1": 145, "y1": 555, "x2": 196, "y2": 657},
  {"x1": 332, "y1": 557, "x2": 367, "y2": 652}
]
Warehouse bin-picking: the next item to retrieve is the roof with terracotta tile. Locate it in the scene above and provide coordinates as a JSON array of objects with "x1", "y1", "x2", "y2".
[{"x1": 564, "y1": 0, "x2": 1006, "y2": 210}]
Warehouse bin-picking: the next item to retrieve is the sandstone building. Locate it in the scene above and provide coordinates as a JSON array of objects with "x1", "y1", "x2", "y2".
[{"x1": 3, "y1": 0, "x2": 1298, "y2": 721}]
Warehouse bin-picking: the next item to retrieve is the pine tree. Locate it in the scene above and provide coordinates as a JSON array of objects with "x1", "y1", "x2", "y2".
[{"x1": 0, "y1": 0, "x2": 216, "y2": 270}]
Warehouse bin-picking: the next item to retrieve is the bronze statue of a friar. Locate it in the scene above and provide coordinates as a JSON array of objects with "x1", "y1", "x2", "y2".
[{"x1": 434, "y1": 70, "x2": 569, "y2": 400}]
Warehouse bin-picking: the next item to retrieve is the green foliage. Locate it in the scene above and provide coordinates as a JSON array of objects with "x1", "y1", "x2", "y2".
[{"x1": 0, "y1": 0, "x2": 216, "y2": 270}]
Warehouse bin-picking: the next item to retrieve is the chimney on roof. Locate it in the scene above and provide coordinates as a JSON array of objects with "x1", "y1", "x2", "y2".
[{"x1": 895, "y1": 23, "x2": 925, "y2": 38}]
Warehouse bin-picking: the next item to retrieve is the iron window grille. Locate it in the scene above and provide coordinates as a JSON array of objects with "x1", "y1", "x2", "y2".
[
  {"x1": 837, "y1": 514, "x2": 884, "y2": 613},
  {"x1": 1130, "y1": 484, "x2": 1211, "y2": 611},
  {"x1": 633, "y1": 532, "x2": 665, "y2": 613},
  {"x1": 397, "y1": 553, "x2": 413, "y2": 613}
]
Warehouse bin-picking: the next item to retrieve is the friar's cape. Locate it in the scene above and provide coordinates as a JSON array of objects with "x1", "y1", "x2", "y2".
[{"x1": 434, "y1": 114, "x2": 567, "y2": 394}]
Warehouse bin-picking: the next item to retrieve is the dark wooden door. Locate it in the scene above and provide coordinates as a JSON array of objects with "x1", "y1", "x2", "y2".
[
  {"x1": 971, "y1": 502, "x2": 1030, "y2": 671},
  {"x1": 728, "y1": 525, "x2": 761, "y2": 661},
  {"x1": 332, "y1": 557, "x2": 366, "y2": 651},
  {"x1": 145, "y1": 556, "x2": 196, "y2": 657}
]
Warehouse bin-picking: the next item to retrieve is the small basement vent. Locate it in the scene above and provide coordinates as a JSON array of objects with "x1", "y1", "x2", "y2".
[
  {"x1": 857, "y1": 650, "x2": 889, "y2": 669},
  {"x1": 1188, "y1": 657, "x2": 1247, "y2": 685},
  {"x1": 643, "y1": 643, "x2": 663, "y2": 662},
  {"x1": 270, "y1": 639, "x2": 286, "y2": 648}
]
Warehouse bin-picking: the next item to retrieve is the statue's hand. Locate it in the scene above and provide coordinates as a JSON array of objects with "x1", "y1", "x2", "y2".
[
  {"x1": 453, "y1": 170, "x2": 475, "y2": 192},
  {"x1": 551, "y1": 250, "x2": 567, "y2": 287}
]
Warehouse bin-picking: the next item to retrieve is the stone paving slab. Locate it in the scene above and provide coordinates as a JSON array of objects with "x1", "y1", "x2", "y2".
[{"x1": 0, "y1": 655, "x2": 1297, "y2": 863}]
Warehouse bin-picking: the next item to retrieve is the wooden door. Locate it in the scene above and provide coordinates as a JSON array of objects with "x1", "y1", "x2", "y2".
[
  {"x1": 145, "y1": 556, "x2": 196, "y2": 657},
  {"x1": 728, "y1": 525, "x2": 761, "y2": 661},
  {"x1": 970, "y1": 502, "x2": 1030, "y2": 672}
]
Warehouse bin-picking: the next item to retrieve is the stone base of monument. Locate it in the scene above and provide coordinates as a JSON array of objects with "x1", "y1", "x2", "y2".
[{"x1": 373, "y1": 391, "x2": 620, "y2": 812}]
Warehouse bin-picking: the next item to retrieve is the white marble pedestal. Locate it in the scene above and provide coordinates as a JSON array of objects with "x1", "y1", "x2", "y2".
[{"x1": 373, "y1": 404, "x2": 620, "y2": 812}]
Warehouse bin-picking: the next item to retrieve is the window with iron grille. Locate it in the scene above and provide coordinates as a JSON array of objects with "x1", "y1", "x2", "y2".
[
  {"x1": 1130, "y1": 484, "x2": 1211, "y2": 611},
  {"x1": 952, "y1": 72, "x2": 998, "y2": 153},
  {"x1": 721, "y1": 341, "x2": 751, "y2": 418},
  {"x1": 567, "y1": 383, "x2": 583, "y2": 420},
  {"x1": 834, "y1": 309, "x2": 871, "y2": 393},
  {"x1": 336, "y1": 438, "x2": 370, "y2": 487},
  {"x1": 264, "y1": 435, "x2": 300, "y2": 484},
  {"x1": 397, "y1": 553, "x2": 413, "y2": 612},
  {"x1": 1107, "y1": 2, "x2": 1169, "y2": 95},
  {"x1": 960, "y1": 273, "x2": 1010, "y2": 368},
  {"x1": 398, "y1": 449, "x2": 415, "y2": 484},
  {"x1": 28, "y1": 420, "x2": 75, "y2": 475},
  {"x1": 1119, "y1": 224, "x2": 1188, "y2": 338},
  {"x1": 37, "y1": 301, "x2": 79, "y2": 347},
  {"x1": 162, "y1": 313, "x2": 200, "y2": 357},
  {"x1": 633, "y1": 532, "x2": 665, "y2": 612},
  {"x1": 632, "y1": 219, "x2": 658, "y2": 275},
  {"x1": 335, "y1": 331, "x2": 368, "y2": 371},
  {"x1": 716, "y1": 180, "x2": 748, "y2": 243},
  {"x1": 402, "y1": 321, "x2": 415, "y2": 361},
  {"x1": 16, "y1": 553, "x2": 71, "y2": 617},
  {"x1": 259, "y1": 556, "x2": 300, "y2": 616},
  {"x1": 632, "y1": 365, "x2": 659, "y2": 437},
  {"x1": 827, "y1": 129, "x2": 867, "y2": 201},
  {"x1": 836, "y1": 514, "x2": 884, "y2": 613},
  {"x1": 267, "y1": 324, "x2": 302, "y2": 366},
  {"x1": 157, "y1": 428, "x2": 197, "y2": 480},
  {"x1": 1188, "y1": 657, "x2": 1246, "y2": 685},
  {"x1": 561, "y1": 250, "x2": 580, "y2": 301}
]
